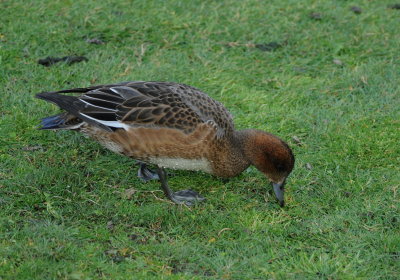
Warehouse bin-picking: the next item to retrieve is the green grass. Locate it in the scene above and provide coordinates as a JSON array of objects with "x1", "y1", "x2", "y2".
[{"x1": 1, "y1": 0, "x2": 399, "y2": 279}]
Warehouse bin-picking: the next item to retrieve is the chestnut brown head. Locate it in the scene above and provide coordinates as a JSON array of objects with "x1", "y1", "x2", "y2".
[{"x1": 243, "y1": 130, "x2": 295, "y2": 206}]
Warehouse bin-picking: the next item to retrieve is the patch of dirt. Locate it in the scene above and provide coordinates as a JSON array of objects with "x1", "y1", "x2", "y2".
[
  {"x1": 86, "y1": 38, "x2": 105, "y2": 44},
  {"x1": 38, "y1": 56, "x2": 88, "y2": 67},
  {"x1": 255, "y1": 42, "x2": 282, "y2": 52},
  {"x1": 350, "y1": 6, "x2": 362, "y2": 14},
  {"x1": 309, "y1": 12, "x2": 322, "y2": 20},
  {"x1": 388, "y1": 4, "x2": 400, "y2": 9}
]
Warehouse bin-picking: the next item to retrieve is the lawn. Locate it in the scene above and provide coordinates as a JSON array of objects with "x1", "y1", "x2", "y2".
[{"x1": 0, "y1": 0, "x2": 399, "y2": 279}]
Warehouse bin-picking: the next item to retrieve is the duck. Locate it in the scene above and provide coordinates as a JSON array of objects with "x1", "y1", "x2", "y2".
[{"x1": 36, "y1": 81, "x2": 294, "y2": 206}]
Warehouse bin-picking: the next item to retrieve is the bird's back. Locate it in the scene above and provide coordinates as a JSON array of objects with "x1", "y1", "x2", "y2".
[{"x1": 36, "y1": 81, "x2": 234, "y2": 137}]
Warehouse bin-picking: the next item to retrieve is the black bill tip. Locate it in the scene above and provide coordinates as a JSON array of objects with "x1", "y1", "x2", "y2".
[{"x1": 273, "y1": 182, "x2": 285, "y2": 207}]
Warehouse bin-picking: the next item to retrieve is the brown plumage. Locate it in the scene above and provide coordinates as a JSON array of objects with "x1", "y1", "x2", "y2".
[{"x1": 36, "y1": 81, "x2": 294, "y2": 206}]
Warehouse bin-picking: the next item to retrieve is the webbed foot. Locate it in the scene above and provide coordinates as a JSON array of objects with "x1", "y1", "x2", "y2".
[
  {"x1": 156, "y1": 167, "x2": 205, "y2": 206},
  {"x1": 170, "y1": 189, "x2": 206, "y2": 206}
]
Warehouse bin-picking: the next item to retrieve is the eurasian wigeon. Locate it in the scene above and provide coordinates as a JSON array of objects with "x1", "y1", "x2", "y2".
[{"x1": 36, "y1": 81, "x2": 294, "y2": 206}]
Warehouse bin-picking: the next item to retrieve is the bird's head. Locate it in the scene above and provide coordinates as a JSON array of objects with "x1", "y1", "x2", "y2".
[{"x1": 242, "y1": 130, "x2": 295, "y2": 206}]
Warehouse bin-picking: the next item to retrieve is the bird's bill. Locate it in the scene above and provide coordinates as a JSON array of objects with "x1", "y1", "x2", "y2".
[{"x1": 273, "y1": 181, "x2": 285, "y2": 207}]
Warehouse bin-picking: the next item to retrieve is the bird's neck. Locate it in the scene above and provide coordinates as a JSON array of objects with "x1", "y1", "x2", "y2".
[
  {"x1": 232, "y1": 129, "x2": 259, "y2": 154},
  {"x1": 214, "y1": 129, "x2": 258, "y2": 177}
]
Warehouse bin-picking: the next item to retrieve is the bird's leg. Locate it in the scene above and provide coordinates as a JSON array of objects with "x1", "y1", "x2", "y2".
[
  {"x1": 137, "y1": 162, "x2": 159, "y2": 182},
  {"x1": 155, "y1": 167, "x2": 205, "y2": 206}
]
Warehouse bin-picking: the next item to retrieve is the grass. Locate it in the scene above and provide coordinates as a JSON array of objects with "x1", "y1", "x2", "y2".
[{"x1": 0, "y1": 0, "x2": 399, "y2": 279}]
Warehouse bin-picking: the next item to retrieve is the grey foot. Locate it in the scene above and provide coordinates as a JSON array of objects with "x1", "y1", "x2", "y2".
[
  {"x1": 138, "y1": 163, "x2": 159, "y2": 182},
  {"x1": 171, "y1": 189, "x2": 206, "y2": 206}
]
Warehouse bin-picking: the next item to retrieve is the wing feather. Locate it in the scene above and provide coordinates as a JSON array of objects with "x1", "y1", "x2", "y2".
[{"x1": 39, "y1": 81, "x2": 234, "y2": 135}]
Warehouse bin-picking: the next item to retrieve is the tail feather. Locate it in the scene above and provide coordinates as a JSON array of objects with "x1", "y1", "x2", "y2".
[
  {"x1": 38, "y1": 112, "x2": 84, "y2": 130},
  {"x1": 36, "y1": 92, "x2": 83, "y2": 114},
  {"x1": 36, "y1": 91, "x2": 112, "y2": 131},
  {"x1": 39, "y1": 113, "x2": 67, "y2": 129}
]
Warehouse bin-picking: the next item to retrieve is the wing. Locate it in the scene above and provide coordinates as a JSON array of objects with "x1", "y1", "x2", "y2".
[{"x1": 50, "y1": 81, "x2": 235, "y2": 136}]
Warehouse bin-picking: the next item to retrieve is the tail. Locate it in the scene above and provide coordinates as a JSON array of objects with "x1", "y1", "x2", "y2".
[
  {"x1": 39, "y1": 113, "x2": 83, "y2": 130},
  {"x1": 36, "y1": 92, "x2": 84, "y2": 116},
  {"x1": 36, "y1": 91, "x2": 112, "y2": 131}
]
